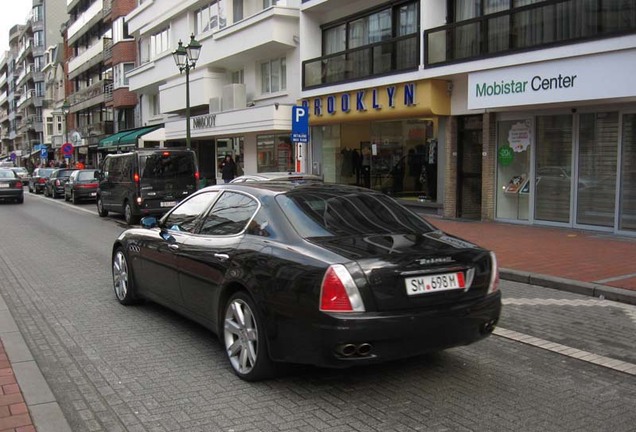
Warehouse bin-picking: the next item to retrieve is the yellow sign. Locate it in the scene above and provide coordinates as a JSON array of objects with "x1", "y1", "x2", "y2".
[{"x1": 302, "y1": 79, "x2": 450, "y2": 125}]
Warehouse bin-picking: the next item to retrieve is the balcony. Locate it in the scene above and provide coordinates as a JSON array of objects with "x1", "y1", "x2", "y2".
[
  {"x1": 68, "y1": 0, "x2": 104, "y2": 45},
  {"x1": 68, "y1": 38, "x2": 112, "y2": 79},
  {"x1": 424, "y1": 0, "x2": 636, "y2": 67},
  {"x1": 302, "y1": 34, "x2": 419, "y2": 89},
  {"x1": 16, "y1": 39, "x2": 33, "y2": 63},
  {"x1": 68, "y1": 78, "x2": 113, "y2": 112}
]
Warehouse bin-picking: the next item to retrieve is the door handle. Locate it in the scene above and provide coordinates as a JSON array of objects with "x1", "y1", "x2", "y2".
[
  {"x1": 168, "y1": 244, "x2": 179, "y2": 251},
  {"x1": 214, "y1": 253, "x2": 229, "y2": 261}
]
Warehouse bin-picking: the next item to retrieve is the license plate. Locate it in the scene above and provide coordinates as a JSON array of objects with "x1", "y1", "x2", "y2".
[
  {"x1": 160, "y1": 201, "x2": 177, "y2": 207},
  {"x1": 0, "y1": 184, "x2": 8, "y2": 188},
  {"x1": 405, "y1": 272, "x2": 465, "y2": 296},
  {"x1": 90, "y1": 192, "x2": 96, "y2": 196}
]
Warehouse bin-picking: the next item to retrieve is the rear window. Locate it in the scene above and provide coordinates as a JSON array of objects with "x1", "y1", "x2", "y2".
[
  {"x1": 77, "y1": 171, "x2": 97, "y2": 181},
  {"x1": 37, "y1": 169, "x2": 54, "y2": 176},
  {"x1": 276, "y1": 188, "x2": 435, "y2": 238},
  {"x1": 139, "y1": 153, "x2": 195, "y2": 180}
]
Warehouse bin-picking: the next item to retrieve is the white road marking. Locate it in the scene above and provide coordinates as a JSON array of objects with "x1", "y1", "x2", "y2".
[{"x1": 494, "y1": 327, "x2": 636, "y2": 376}]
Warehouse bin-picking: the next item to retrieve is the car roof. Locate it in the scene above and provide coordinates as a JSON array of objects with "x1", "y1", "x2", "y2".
[
  {"x1": 201, "y1": 181, "x2": 375, "y2": 198},
  {"x1": 231, "y1": 172, "x2": 324, "y2": 183}
]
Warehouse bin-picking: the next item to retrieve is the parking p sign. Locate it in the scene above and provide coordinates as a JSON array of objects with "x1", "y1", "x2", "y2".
[{"x1": 291, "y1": 105, "x2": 308, "y2": 143}]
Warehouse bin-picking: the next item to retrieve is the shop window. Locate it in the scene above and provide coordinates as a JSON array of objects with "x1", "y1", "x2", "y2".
[
  {"x1": 620, "y1": 113, "x2": 636, "y2": 231},
  {"x1": 496, "y1": 119, "x2": 532, "y2": 221},
  {"x1": 257, "y1": 134, "x2": 293, "y2": 173}
]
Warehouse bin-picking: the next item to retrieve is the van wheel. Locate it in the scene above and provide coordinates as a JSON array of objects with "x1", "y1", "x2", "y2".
[
  {"x1": 124, "y1": 202, "x2": 139, "y2": 225},
  {"x1": 97, "y1": 197, "x2": 109, "y2": 217}
]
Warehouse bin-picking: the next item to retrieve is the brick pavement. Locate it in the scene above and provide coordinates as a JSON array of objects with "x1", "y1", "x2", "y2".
[
  {"x1": 422, "y1": 216, "x2": 636, "y2": 291},
  {"x1": 0, "y1": 340, "x2": 34, "y2": 432}
]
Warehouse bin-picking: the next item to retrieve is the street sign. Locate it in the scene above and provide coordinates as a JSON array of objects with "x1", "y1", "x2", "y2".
[
  {"x1": 61, "y1": 142, "x2": 74, "y2": 157},
  {"x1": 9, "y1": 152, "x2": 15, "y2": 161},
  {"x1": 41, "y1": 148, "x2": 48, "y2": 158},
  {"x1": 291, "y1": 105, "x2": 309, "y2": 144}
]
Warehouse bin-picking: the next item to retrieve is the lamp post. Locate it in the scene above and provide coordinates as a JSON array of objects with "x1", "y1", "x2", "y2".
[
  {"x1": 172, "y1": 34, "x2": 202, "y2": 149},
  {"x1": 62, "y1": 100, "x2": 70, "y2": 165}
]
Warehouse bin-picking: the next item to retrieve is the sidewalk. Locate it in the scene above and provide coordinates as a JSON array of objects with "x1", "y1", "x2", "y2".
[{"x1": 421, "y1": 214, "x2": 636, "y2": 305}]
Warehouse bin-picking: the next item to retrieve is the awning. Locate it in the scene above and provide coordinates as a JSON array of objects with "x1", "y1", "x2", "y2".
[
  {"x1": 21, "y1": 149, "x2": 41, "y2": 159},
  {"x1": 98, "y1": 126, "x2": 161, "y2": 149},
  {"x1": 139, "y1": 127, "x2": 165, "y2": 143}
]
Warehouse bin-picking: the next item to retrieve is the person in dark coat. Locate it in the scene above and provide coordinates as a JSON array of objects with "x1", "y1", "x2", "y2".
[{"x1": 220, "y1": 155, "x2": 237, "y2": 183}]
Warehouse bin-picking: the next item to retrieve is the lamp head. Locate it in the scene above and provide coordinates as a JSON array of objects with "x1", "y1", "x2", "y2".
[
  {"x1": 172, "y1": 40, "x2": 188, "y2": 70},
  {"x1": 61, "y1": 99, "x2": 70, "y2": 115},
  {"x1": 186, "y1": 34, "x2": 202, "y2": 65}
]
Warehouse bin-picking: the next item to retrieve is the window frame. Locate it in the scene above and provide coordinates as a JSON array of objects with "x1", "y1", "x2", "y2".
[{"x1": 260, "y1": 57, "x2": 286, "y2": 95}]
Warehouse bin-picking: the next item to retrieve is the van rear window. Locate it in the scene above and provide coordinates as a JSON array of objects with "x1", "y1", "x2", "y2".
[{"x1": 139, "y1": 153, "x2": 194, "y2": 179}]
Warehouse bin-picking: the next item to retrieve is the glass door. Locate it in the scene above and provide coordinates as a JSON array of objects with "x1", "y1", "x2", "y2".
[
  {"x1": 534, "y1": 115, "x2": 573, "y2": 224},
  {"x1": 575, "y1": 112, "x2": 619, "y2": 228}
]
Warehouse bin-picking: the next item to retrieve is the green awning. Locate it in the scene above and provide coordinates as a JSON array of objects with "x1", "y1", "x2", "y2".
[{"x1": 98, "y1": 126, "x2": 161, "y2": 149}]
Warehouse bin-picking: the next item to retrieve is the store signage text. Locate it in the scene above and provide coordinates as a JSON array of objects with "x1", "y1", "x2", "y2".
[
  {"x1": 305, "y1": 83, "x2": 416, "y2": 117},
  {"x1": 192, "y1": 114, "x2": 216, "y2": 129},
  {"x1": 475, "y1": 74, "x2": 577, "y2": 98}
]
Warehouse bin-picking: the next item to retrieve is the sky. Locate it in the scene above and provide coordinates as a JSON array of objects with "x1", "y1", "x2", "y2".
[{"x1": 0, "y1": 1, "x2": 33, "y2": 56}]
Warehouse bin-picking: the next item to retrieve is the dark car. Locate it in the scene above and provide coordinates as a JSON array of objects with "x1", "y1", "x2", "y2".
[
  {"x1": 0, "y1": 169, "x2": 24, "y2": 204},
  {"x1": 230, "y1": 172, "x2": 323, "y2": 184},
  {"x1": 111, "y1": 183, "x2": 501, "y2": 381},
  {"x1": 29, "y1": 168, "x2": 55, "y2": 194},
  {"x1": 97, "y1": 149, "x2": 199, "y2": 225},
  {"x1": 64, "y1": 169, "x2": 99, "y2": 204},
  {"x1": 44, "y1": 168, "x2": 76, "y2": 198}
]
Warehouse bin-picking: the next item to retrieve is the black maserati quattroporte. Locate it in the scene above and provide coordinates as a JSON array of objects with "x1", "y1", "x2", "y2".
[{"x1": 111, "y1": 182, "x2": 501, "y2": 381}]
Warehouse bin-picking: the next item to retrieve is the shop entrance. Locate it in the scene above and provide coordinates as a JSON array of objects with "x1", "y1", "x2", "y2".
[{"x1": 456, "y1": 116, "x2": 483, "y2": 219}]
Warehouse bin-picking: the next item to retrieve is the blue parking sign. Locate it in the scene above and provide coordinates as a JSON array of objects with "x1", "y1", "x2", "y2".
[
  {"x1": 41, "y1": 148, "x2": 48, "y2": 158},
  {"x1": 291, "y1": 105, "x2": 309, "y2": 143}
]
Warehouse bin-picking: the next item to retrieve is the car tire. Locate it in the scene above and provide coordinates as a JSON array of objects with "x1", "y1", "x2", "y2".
[
  {"x1": 223, "y1": 291, "x2": 275, "y2": 381},
  {"x1": 16, "y1": 196, "x2": 23, "y2": 204},
  {"x1": 124, "y1": 202, "x2": 139, "y2": 225},
  {"x1": 112, "y1": 247, "x2": 140, "y2": 305},
  {"x1": 71, "y1": 191, "x2": 78, "y2": 205},
  {"x1": 97, "y1": 197, "x2": 109, "y2": 217}
]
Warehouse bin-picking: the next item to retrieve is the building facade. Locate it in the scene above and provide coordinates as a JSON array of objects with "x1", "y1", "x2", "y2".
[
  {"x1": 300, "y1": 0, "x2": 636, "y2": 236},
  {"x1": 126, "y1": 0, "x2": 302, "y2": 184}
]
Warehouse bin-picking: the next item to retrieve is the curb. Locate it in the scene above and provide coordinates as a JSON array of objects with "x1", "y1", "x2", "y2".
[
  {"x1": 501, "y1": 268, "x2": 636, "y2": 306},
  {"x1": 0, "y1": 296, "x2": 72, "y2": 432}
]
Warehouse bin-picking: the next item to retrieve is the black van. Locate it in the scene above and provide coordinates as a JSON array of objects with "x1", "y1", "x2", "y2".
[{"x1": 97, "y1": 149, "x2": 199, "y2": 224}]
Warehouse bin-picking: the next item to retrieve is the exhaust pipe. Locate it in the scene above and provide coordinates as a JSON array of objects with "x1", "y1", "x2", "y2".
[
  {"x1": 336, "y1": 344, "x2": 357, "y2": 357},
  {"x1": 356, "y1": 343, "x2": 372, "y2": 357},
  {"x1": 481, "y1": 319, "x2": 497, "y2": 335}
]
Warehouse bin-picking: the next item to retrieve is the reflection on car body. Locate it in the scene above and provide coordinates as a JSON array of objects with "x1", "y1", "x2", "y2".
[{"x1": 111, "y1": 182, "x2": 501, "y2": 381}]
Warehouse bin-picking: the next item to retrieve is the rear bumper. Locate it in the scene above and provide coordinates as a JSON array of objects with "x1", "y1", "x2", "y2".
[
  {"x1": 268, "y1": 292, "x2": 502, "y2": 368},
  {"x1": 72, "y1": 189, "x2": 98, "y2": 200},
  {"x1": 0, "y1": 189, "x2": 24, "y2": 199}
]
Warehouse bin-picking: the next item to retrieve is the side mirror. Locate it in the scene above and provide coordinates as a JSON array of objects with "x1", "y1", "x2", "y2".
[{"x1": 140, "y1": 216, "x2": 158, "y2": 229}]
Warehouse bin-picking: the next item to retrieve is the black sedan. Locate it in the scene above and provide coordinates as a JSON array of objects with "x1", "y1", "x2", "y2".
[
  {"x1": 0, "y1": 169, "x2": 24, "y2": 203},
  {"x1": 111, "y1": 183, "x2": 501, "y2": 381},
  {"x1": 44, "y1": 168, "x2": 76, "y2": 198},
  {"x1": 29, "y1": 167, "x2": 55, "y2": 194},
  {"x1": 64, "y1": 169, "x2": 99, "y2": 204}
]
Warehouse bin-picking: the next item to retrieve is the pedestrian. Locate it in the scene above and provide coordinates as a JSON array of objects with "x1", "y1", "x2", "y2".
[{"x1": 220, "y1": 155, "x2": 236, "y2": 183}]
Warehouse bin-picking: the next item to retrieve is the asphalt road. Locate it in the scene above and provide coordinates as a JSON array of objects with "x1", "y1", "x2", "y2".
[{"x1": 0, "y1": 191, "x2": 635, "y2": 432}]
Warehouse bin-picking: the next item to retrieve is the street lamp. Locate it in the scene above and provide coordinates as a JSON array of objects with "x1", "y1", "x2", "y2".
[
  {"x1": 61, "y1": 100, "x2": 70, "y2": 166},
  {"x1": 172, "y1": 34, "x2": 202, "y2": 149}
]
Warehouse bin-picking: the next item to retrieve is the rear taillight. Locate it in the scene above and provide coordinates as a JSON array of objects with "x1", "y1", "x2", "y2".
[
  {"x1": 78, "y1": 183, "x2": 98, "y2": 189},
  {"x1": 319, "y1": 264, "x2": 365, "y2": 313},
  {"x1": 487, "y1": 252, "x2": 500, "y2": 294},
  {"x1": 133, "y1": 173, "x2": 140, "y2": 183},
  {"x1": 55, "y1": 179, "x2": 61, "y2": 186},
  {"x1": 15, "y1": 181, "x2": 23, "y2": 188},
  {"x1": 39, "y1": 178, "x2": 46, "y2": 184}
]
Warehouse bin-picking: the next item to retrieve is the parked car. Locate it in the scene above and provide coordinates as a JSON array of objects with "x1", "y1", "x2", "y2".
[
  {"x1": 44, "y1": 168, "x2": 76, "y2": 198},
  {"x1": 230, "y1": 172, "x2": 323, "y2": 184},
  {"x1": 111, "y1": 182, "x2": 501, "y2": 381},
  {"x1": 10, "y1": 167, "x2": 30, "y2": 185},
  {"x1": 0, "y1": 169, "x2": 24, "y2": 204},
  {"x1": 64, "y1": 169, "x2": 99, "y2": 204},
  {"x1": 29, "y1": 168, "x2": 55, "y2": 194},
  {"x1": 97, "y1": 149, "x2": 199, "y2": 225}
]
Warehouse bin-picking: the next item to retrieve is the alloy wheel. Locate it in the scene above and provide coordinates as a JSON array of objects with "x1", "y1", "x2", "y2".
[
  {"x1": 224, "y1": 298, "x2": 259, "y2": 376},
  {"x1": 112, "y1": 250, "x2": 129, "y2": 301}
]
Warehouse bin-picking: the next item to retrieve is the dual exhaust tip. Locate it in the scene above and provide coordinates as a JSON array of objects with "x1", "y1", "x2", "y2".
[
  {"x1": 335, "y1": 343, "x2": 373, "y2": 358},
  {"x1": 481, "y1": 319, "x2": 498, "y2": 335}
]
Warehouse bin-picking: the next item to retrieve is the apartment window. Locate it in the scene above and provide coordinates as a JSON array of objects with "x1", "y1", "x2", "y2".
[
  {"x1": 35, "y1": 82, "x2": 44, "y2": 98},
  {"x1": 33, "y1": 5, "x2": 43, "y2": 22},
  {"x1": 231, "y1": 69, "x2": 244, "y2": 84},
  {"x1": 150, "y1": 28, "x2": 170, "y2": 59},
  {"x1": 113, "y1": 18, "x2": 131, "y2": 43},
  {"x1": 56, "y1": 116, "x2": 63, "y2": 133},
  {"x1": 114, "y1": 63, "x2": 134, "y2": 88},
  {"x1": 260, "y1": 57, "x2": 286, "y2": 94},
  {"x1": 150, "y1": 94, "x2": 161, "y2": 116},
  {"x1": 33, "y1": 31, "x2": 44, "y2": 47},
  {"x1": 263, "y1": 0, "x2": 277, "y2": 8},
  {"x1": 195, "y1": 1, "x2": 227, "y2": 34},
  {"x1": 46, "y1": 117, "x2": 53, "y2": 136},
  {"x1": 233, "y1": 0, "x2": 243, "y2": 21}
]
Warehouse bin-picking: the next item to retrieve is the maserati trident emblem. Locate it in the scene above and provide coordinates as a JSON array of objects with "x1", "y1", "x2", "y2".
[{"x1": 417, "y1": 257, "x2": 453, "y2": 265}]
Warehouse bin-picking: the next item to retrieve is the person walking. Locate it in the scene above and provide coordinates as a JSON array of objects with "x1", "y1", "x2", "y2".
[{"x1": 220, "y1": 155, "x2": 237, "y2": 183}]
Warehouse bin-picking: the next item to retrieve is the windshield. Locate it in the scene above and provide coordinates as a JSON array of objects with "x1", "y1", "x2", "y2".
[
  {"x1": 139, "y1": 153, "x2": 194, "y2": 179},
  {"x1": 276, "y1": 188, "x2": 434, "y2": 238}
]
